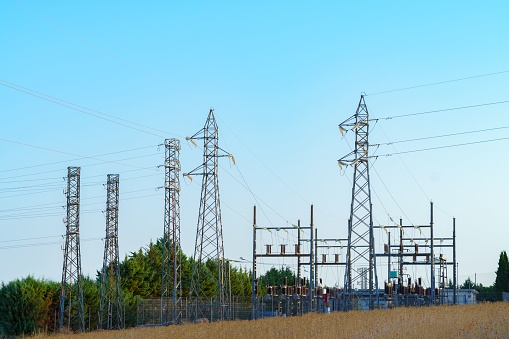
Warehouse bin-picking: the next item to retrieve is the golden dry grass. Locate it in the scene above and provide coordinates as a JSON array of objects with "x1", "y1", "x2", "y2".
[{"x1": 40, "y1": 302, "x2": 509, "y2": 339}]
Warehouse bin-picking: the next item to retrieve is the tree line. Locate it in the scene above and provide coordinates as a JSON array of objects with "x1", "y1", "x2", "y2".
[
  {"x1": 2, "y1": 245, "x2": 508, "y2": 336},
  {"x1": 0, "y1": 238, "x2": 253, "y2": 336},
  {"x1": 457, "y1": 250, "x2": 509, "y2": 302}
]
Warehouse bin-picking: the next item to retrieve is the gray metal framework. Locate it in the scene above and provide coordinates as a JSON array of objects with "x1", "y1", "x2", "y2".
[
  {"x1": 99, "y1": 174, "x2": 122, "y2": 329},
  {"x1": 375, "y1": 202, "x2": 457, "y2": 306},
  {"x1": 161, "y1": 138, "x2": 182, "y2": 324},
  {"x1": 59, "y1": 166, "x2": 85, "y2": 331},
  {"x1": 252, "y1": 205, "x2": 315, "y2": 318},
  {"x1": 338, "y1": 95, "x2": 379, "y2": 310},
  {"x1": 184, "y1": 108, "x2": 231, "y2": 321}
]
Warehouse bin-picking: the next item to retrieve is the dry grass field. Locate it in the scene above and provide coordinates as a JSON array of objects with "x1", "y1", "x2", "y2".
[{"x1": 40, "y1": 302, "x2": 509, "y2": 338}]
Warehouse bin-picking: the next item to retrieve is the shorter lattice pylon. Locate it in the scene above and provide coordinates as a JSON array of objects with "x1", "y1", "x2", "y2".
[{"x1": 99, "y1": 174, "x2": 122, "y2": 329}]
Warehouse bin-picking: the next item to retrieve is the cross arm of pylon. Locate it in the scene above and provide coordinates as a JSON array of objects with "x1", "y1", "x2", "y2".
[
  {"x1": 337, "y1": 150, "x2": 359, "y2": 170},
  {"x1": 186, "y1": 128, "x2": 206, "y2": 144},
  {"x1": 217, "y1": 147, "x2": 235, "y2": 164},
  {"x1": 339, "y1": 117, "x2": 356, "y2": 136},
  {"x1": 182, "y1": 163, "x2": 206, "y2": 179}
]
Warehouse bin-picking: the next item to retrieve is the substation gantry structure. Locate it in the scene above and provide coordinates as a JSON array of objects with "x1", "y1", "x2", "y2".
[
  {"x1": 59, "y1": 166, "x2": 85, "y2": 332},
  {"x1": 338, "y1": 95, "x2": 379, "y2": 310},
  {"x1": 161, "y1": 138, "x2": 182, "y2": 325},
  {"x1": 308, "y1": 234, "x2": 348, "y2": 311},
  {"x1": 184, "y1": 109, "x2": 233, "y2": 321},
  {"x1": 252, "y1": 205, "x2": 347, "y2": 317},
  {"x1": 374, "y1": 202, "x2": 457, "y2": 306},
  {"x1": 252, "y1": 205, "x2": 315, "y2": 318},
  {"x1": 99, "y1": 174, "x2": 123, "y2": 330}
]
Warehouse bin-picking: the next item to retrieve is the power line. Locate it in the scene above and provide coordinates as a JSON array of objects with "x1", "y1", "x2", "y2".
[
  {"x1": 216, "y1": 115, "x2": 339, "y2": 222},
  {"x1": 0, "y1": 137, "x2": 156, "y2": 170},
  {"x1": 0, "y1": 80, "x2": 182, "y2": 139},
  {"x1": 372, "y1": 124, "x2": 509, "y2": 147},
  {"x1": 0, "y1": 192, "x2": 162, "y2": 221},
  {"x1": 376, "y1": 124, "x2": 432, "y2": 203},
  {"x1": 373, "y1": 136, "x2": 509, "y2": 158},
  {"x1": 373, "y1": 99, "x2": 509, "y2": 121},
  {"x1": 367, "y1": 70, "x2": 509, "y2": 96},
  {"x1": 0, "y1": 237, "x2": 101, "y2": 250},
  {"x1": 186, "y1": 123, "x2": 293, "y2": 227},
  {"x1": 0, "y1": 234, "x2": 62, "y2": 243},
  {"x1": 372, "y1": 166, "x2": 413, "y2": 225},
  {"x1": 0, "y1": 208, "x2": 102, "y2": 221},
  {"x1": 0, "y1": 144, "x2": 158, "y2": 174}
]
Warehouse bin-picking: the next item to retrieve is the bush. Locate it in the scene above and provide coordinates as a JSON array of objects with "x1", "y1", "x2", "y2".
[{"x1": 0, "y1": 276, "x2": 59, "y2": 336}]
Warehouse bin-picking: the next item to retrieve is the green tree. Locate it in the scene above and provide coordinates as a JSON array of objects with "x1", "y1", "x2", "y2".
[
  {"x1": 82, "y1": 276, "x2": 101, "y2": 331},
  {"x1": 0, "y1": 276, "x2": 59, "y2": 336},
  {"x1": 460, "y1": 277, "x2": 476, "y2": 289},
  {"x1": 494, "y1": 250, "x2": 509, "y2": 293},
  {"x1": 120, "y1": 240, "x2": 163, "y2": 298},
  {"x1": 258, "y1": 266, "x2": 296, "y2": 296},
  {"x1": 0, "y1": 238, "x2": 254, "y2": 333},
  {"x1": 229, "y1": 265, "x2": 251, "y2": 297}
]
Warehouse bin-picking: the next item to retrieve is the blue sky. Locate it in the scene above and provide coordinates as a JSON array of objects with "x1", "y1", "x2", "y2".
[{"x1": 1, "y1": 1, "x2": 508, "y2": 288}]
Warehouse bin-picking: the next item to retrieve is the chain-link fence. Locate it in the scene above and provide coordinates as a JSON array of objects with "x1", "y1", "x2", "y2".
[{"x1": 136, "y1": 296, "x2": 337, "y2": 326}]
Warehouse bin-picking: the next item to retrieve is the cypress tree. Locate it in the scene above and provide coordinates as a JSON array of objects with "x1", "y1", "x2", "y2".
[{"x1": 494, "y1": 251, "x2": 509, "y2": 292}]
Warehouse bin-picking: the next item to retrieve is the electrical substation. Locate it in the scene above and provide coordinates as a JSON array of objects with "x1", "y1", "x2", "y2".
[{"x1": 57, "y1": 100, "x2": 461, "y2": 331}]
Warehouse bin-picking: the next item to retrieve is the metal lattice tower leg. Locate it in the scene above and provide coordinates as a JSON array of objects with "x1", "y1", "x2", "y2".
[
  {"x1": 161, "y1": 138, "x2": 182, "y2": 325},
  {"x1": 338, "y1": 95, "x2": 379, "y2": 310},
  {"x1": 59, "y1": 166, "x2": 85, "y2": 332},
  {"x1": 184, "y1": 108, "x2": 232, "y2": 321},
  {"x1": 99, "y1": 174, "x2": 123, "y2": 329}
]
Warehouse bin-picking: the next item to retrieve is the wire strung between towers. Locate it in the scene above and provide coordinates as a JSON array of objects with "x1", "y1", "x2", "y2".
[
  {"x1": 371, "y1": 124, "x2": 509, "y2": 147},
  {"x1": 0, "y1": 80, "x2": 182, "y2": 139},
  {"x1": 370, "y1": 136, "x2": 509, "y2": 158},
  {"x1": 371, "y1": 99, "x2": 509, "y2": 121},
  {"x1": 366, "y1": 70, "x2": 509, "y2": 96}
]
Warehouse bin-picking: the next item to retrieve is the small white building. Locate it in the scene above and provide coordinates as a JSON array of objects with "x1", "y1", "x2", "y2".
[{"x1": 443, "y1": 289, "x2": 478, "y2": 305}]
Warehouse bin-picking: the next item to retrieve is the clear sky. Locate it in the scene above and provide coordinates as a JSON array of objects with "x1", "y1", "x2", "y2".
[{"x1": 1, "y1": 1, "x2": 508, "y2": 288}]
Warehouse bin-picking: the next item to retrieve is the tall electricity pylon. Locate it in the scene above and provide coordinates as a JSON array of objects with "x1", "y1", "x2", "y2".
[
  {"x1": 161, "y1": 138, "x2": 182, "y2": 325},
  {"x1": 184, "y1": 108, "x2": 232, "y2": 321},
  {"x1": 59, "y1": 166, "x2": 85, "y2": 332},
  {"x1": 338, "y1": 95, "x2": 379, "y2": 310},
  {"x1": 99, "y1": 174, "x2": 122, "y2": 329}
]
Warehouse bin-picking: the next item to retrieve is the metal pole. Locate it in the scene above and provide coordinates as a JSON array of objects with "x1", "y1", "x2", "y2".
[
  {"x1": 252, "y1": 205, "x2": 257, "y2": 320},
  {"x1": 310, "y1": 205, "x2": 314, "y2": 312},
  {"x1": 370, "y1": 203, "x2": 378, "y2": 309},
  {"x1": 430, "y1": 202, "x2": 435, "y2": 304},
  {"x1": 453, "y1": 217, "x2": 457, "y2": 305},
  {"x1": 343, "y1": 219, "x2": 352, "y2": 311},
  {"x1": 399, "y1": 218, "x2": 403, "y2": 279},
  {"x1": 314, "y1": 228, "x2": 318, "y2": 293},
  {"x1": 387, "y1": 231, "x2": 391, "y2": 290},
  {"x1": 297, "y1": 219, "x2": 301, "y2": 287}
]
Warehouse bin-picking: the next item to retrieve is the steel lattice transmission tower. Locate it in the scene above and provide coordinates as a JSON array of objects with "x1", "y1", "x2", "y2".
[
  {"x1": 59, "y1": 166, "x2": 85, "y2": 332},
  {"x1": 338, "y1": 95, "x2": 379, "y2": 310},
  {"x1": 161, "y1": 138, "x2": 182, "y2": 325},
  {"x1": 99, "y1": 174, "x2": 123, "y2": 330},
  {"x1": 184, "y1": 108, "x2": 232, "y2": 321}
]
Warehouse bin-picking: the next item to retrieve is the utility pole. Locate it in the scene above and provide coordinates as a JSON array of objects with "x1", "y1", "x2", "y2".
[
  {"x1": 252, "y1": 205, "x2": 257, "y2": 320},
  {"x1": 161, "y1": 138, "x2": 182, "y2": 324},
  {"x1": 430, "y1": 202, "x2": 435, "y2": 304},
  {"x1": 339, "y1": 95, "x2": 379, "y2": 310},
  {"x1": 99, "y1": 174, "x2": 122, "y2": 330},
  {"x1": 453, "y1": 217, "x2": 457, "y2": 304},
  {"x1": 184, "y1": 109, "x2": 233, "y2": 321},
  {"x1": 59, "y1": 166, "x2": 85, "y2": 332}
]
